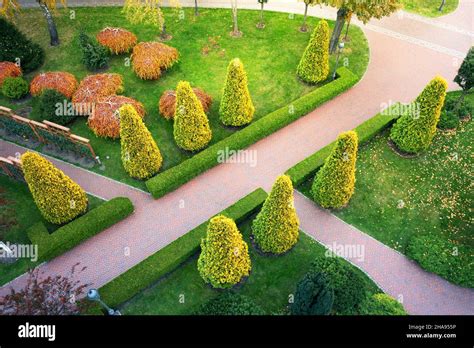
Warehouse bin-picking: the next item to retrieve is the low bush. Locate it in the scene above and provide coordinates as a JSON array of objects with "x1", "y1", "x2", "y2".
[
  {"x1": 195, "y1": 292, "x2": 265, "y2": 315},
  {"x1": 0, "y1": 18, "x2": 44, "y2": 73},
  {"x1": 2, "y1": 77, "x2": 29, "y2": 99},
  {"x1": 312, "y1": 256, "x2": 369, "y2": 314},
  {"x1": 78, "y1": 32, "x2": 109, "y2": 71},
  {"x1": 359, "y1": 293, "x2": 407, "y2": 315},
  {"x1": 291, "y1": 271, "x2": 334, "y2": 315},
  {"x1": 0, "y1": 61, "x2": 22, "y2": 87},
  {"x1": 131, "y1": 42, "x2": 179, "y2": 80},
  {"x1": 30, "y1": 71, "x2": 78, "y2": 99},
  {"x1": 437, "y1": 110, "x2": 459, "y2": 130},
  {"x1": 146, "y1": 67, "x2": 358, "y2": 198},
  {"x1": 159, "y1": 88, "x2": 212, "y2": 120},
  {"x1": 407, "y1": 234, "x2": 474, "y2": 288},
  {"x1": 27, "y1": 197, "x2": 134, "y2": 262},
  {"x1": 88, "y1": 95, "x2": 145, "y2": 138},
  {"x1": 34, "y1": 89, "x2": 75, "y2": 126},
  {"x1": 96, "y1": 27, "x2": 137, "y2": 54},
  {"x1": 93, "y1": 189, "x2": 267, "y2": 309}
]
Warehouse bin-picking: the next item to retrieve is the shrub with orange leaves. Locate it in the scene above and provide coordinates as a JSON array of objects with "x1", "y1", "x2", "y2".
[
  {"x1": 72, "y1": 73, "x2": 124, "y2": 115},
  {"x1": 159, "y1": 88, "x2": 212, "y2": 120},
  {"x1": 30, "y1": 72, "x2": 78, "y2": 99},
  {"x1": 0, "y1": 61, "x2": 22, "y2": 87},
  {"x1": 88, "y1": 95, "x2": 145, "y2": 139},
  {"x1": 131, "y1": 42, "x2": 179, "y2": 80},
  {"x1": 96, "y1": 27, "x2": 138, "y2": 55}
]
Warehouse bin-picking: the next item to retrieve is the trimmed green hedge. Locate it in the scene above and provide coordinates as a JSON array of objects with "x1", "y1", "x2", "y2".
[
  {"x1": 27, "y1": 197, "x2": 134, "y2": 262},
  {"x1": 95, "y1": 188, "x2": 268, "y2": 310},
  {"x1": 146, "y1": 67, "x2": 358, "y2": 198},
  {"x1": 286, "y1": 103, "x2": 402, "y2": 186}
]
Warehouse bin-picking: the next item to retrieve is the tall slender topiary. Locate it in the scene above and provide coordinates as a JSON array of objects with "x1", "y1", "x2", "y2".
[
  {"x1": 21, "y1": 151, "x2": 87, "y2": 225},
  {"x1": 173, "y1": 81, "x2": 212, "y2": 151},
  {"x1": 219, "y1": 58, "x2": 255, "y2": 126},
  {"x1": 390, "y1": 76, "x2": 447, "y2": 154},
  {"x1": 197, "y1": 215, "x2": 251, "y2": 289},
  {"x1": 311, "y1": 131, "x2": 358, "y2": 208},
  {"x1": 252, "y1": 175, "x2": 299, "y2": 254},
  {"x1": 291, "y1": 271, "x2": 334, "y2": 315},
  {"x1": 119, "y1": 104, "x2": 163, "y2": 179},
  {"x1": 297, "y1": 19, "x2": 330, "y2": 84}
]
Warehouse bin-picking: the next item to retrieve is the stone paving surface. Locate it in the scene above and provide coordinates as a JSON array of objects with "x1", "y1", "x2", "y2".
[{"x1": 2, "y1": 0, "x2": 474, "y2": 314}]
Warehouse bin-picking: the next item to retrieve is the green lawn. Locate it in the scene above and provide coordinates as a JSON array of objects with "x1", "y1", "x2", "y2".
[
  {"x1": 0, "y1": 175, "x2": 103, "y2": 285},
  {"x1": 0, "y1": 7, "x2": 369, "y2": 190},
  {"x1": 297, "y1": 91, "x2": 473, "y2": 285},
  {"x1": 402, "y1": 0, "x2": 459, "y2": 17},
  {"x1": 121, "y1": 214, "x2": 381, "y2": 315}
]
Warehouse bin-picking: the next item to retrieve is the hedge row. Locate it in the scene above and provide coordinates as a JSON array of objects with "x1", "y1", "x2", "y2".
[
  {"x1": 146, "y1": 67, "x2": 358, "y2": 198},
  {"x1": 286, "y1": 103, "x2": 402, "y2": 186},
  {"x1": 27, "y1": 197, "x2": 134, "y2": 262},
  {"x1": 94, "y1": 188, "x2": 268, "y2": 310}
]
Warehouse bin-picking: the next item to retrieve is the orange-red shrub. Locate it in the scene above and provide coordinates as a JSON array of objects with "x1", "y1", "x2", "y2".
[
  {"x1": 30, "y1": 71, "x2": 78, "y2": 99},
  {"x1": 96, "y1": 27, "x2": 138, "y2": 54},
  {"x1": 72, "y1": 73, "x2": 124, "y2": 115},
  {"x1": 131, "y1": 42, "x2": 179, "y2": 80},
  {"x1": 88, "y1": 95, "x2": 145, "y2": 139},
  {"x1": 0, "y1": 62, "x2": 22, "y2": 87},
  {"x1": 159, "y1": 88, "x2": 212, "y2": 120}
]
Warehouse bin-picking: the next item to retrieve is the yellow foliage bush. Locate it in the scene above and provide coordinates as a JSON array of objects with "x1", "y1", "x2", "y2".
[{"x1": 159, "y1": 87, "x2": 212, "y2": 120}]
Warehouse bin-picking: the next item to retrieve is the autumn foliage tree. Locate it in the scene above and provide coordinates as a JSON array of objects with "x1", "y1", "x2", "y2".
[
  {"x1": 173, "y1": 81, "x2": 212, "y2": 151},
  {"x1": 297, "y1": 19, "x2": 330, "y2": 84},
  {"x1": 311, "y1": 130, "x2": 358, "y2": 208},
  {"x1": 390, "y1": 76, "x2": 447, "y2": 154},
  {"x1": 219, "y1": 58, "x2": 255, "y2": 126},
  {"x1": 119, "y1": 104, "x2": 163, "y2": 179},
  {"x1": 197, "y1": 215, "x2": 251, "y2": 289},
  {"x1": 252, "y1": 175, "x2": 299, "y2": 254},
  {"x1": 21, "y1": 151, "x2": 88, "y2": 224}
]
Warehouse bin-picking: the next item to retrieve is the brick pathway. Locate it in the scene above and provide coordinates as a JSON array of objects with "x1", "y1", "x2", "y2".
[{"x1": 2, "y1": 1, "x2": 474, "y2": 314}]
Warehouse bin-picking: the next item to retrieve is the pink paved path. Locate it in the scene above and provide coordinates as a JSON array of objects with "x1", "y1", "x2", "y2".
[{"x1": 2, "y1": 1, "x2": 474, "y2": 314}]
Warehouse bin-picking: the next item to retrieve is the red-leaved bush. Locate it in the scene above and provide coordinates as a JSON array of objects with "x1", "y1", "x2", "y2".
[
  {"x1": 131, "y1": 42, "x2": 179, "y2": 80},
  {"x1": 30, "y1": 71, "x2": 78, "y2": 99},
  {"x1": 96, "y1": 27, "x2": 138, "y2": 54},
  {"x1": 0, "y1": 61, "x2": 22, "y2": 87}
]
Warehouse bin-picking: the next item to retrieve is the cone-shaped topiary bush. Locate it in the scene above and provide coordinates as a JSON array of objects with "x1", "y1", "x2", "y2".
[
  {"x1": 311, "y1": 131, "x2": 358, "y2": 208},
  {"x1": 21, "y1": 151, "x2": 88, "y2": 225},
  {"x1": 252, "y1": 175, "x2": 299, "y2": 254},
  {"x1": 197, "y1": 215, "x2": 251, "y2": 289},
  {"x1": 119, "y1": 104, "x2": 163, "y2": 179},
  {"x1": 291, "y1": 271, "x2": 334, "y2": 315},
  {"x1": 390, "y1": 76, "x2": 447, "y2": 154},
  {"x1": 296, "y1": 19, "x2": 330, "y2": 84},
  {"x1": 173, "y1": 81, "x2": 212, "y2": 151},
  {"x1": 219, "y1": 58, "x2": 255, "y2": 126}
]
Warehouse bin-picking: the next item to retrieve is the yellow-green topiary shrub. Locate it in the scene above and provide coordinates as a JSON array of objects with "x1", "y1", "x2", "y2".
[
  {"x1": 197, "y1": 215, "x2": 251, "y2": 289},
  {"x1": 119, "y1": 104, "x2": 163, "y2": 179},
  {"x1": 390, "y1": 76, "x2": 447, "y2": 154},
  {"x1": 173, "y1": 81, "x2": 212, "y2": 151},
  {"x1": 219, "y1": 58, "x2": 255, "y2": 126},
  {"x1": 311, "y1": 131, "x2": 358, "y2": 208},
  {"x1": 21, "y1": 151, "x2": 88, "y2": 225},
  {"x1": 296, "y1": 19, "x2": 330, "y2": 84},
  {"x1": 252, "y1": 175, "x2": 299, "y2": 254}
]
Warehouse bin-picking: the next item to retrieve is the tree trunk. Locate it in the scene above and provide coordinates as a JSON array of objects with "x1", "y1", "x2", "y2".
[
  {"x1": 38, "y1": 1, "x2": 59, "y2": 46},
  {"x1": 194, "y1": 0, "x2": 199, "y2": 16},
  {"x1": 329, "y1": 8, "x2": 347, "y2": 54},
  {"x1": 231, "y1": 0, "x2": 240, "y2": 36},
  {"x1": 344, "y1": 14, "x2": 352, "y2": 41},
  {"x1": 259, "y1": 2, "x2": 264, "y2": 25},
  {"x1": 439, "y1": 0, "x2": 446, "y2": 12},
  {"x1": 454, "y1": 89, "x2": 467, "y2": 111},
  {"x1": 301, "y1": 4, "x2": 309, "y2": 31}
]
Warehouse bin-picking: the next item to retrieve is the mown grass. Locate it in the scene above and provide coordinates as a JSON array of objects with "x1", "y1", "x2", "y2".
[
  {"x1": 402, "y1": 0, "x2": 459, "y2": 17},
  {"x1": 0, "y1": 7, "x2": 369, "y2": 190}
]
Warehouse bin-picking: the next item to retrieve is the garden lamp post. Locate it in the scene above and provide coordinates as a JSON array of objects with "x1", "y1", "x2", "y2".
[
  {"x1": 87, "y1": 288, "x2": 121, "y2": 315},
  {"x1": 332, "y1": 42, "x2": 345, "y2": 80}
]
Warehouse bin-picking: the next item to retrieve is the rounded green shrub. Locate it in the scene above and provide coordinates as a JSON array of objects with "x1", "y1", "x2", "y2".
[
  {"x1": 197, "y1": 215, "x2": 251, "y2": 289},
  {"x1": 291, "y1": 271, "x2": 334, "y2": 315},
  {"x1": 252, "y1": 175, "x2": 299, "y2": 254},
  {"x1": 173, "y1": 81, "x2": 212, "y2": 151},
  {"x1": 390, "y1": 76, "x2": 447, "y2": 154},
  {"x1": 437, "y1": 110, "x2": 459, "y2": 130},
  {"x1": 219, "y1": 58, "x2": 255, "y2": 126},
  {"x1": 2, "y1": 76, "x2": 29, "y2": 99},
  {"x1": 296, "y1": 19, "x2": 330, "y2": 84},
  {"x1": 119, "y1": 104, "x2": 163, "y2": 179},
  {"x1": 34, "y1": 89, "x2": 75, "y2": 126},
  {"x1": 195, "y1": 292, "x2": 265, "y2": 315},
  {"x1": 78, "y1": 32, "x2": 109, "y2": 71},
  {"x1": 359, "y1": 293, "x2": 407, "y2": 315},
  {"x1": 311, "y1": 131, "x2": 358, "y2": 208}
]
